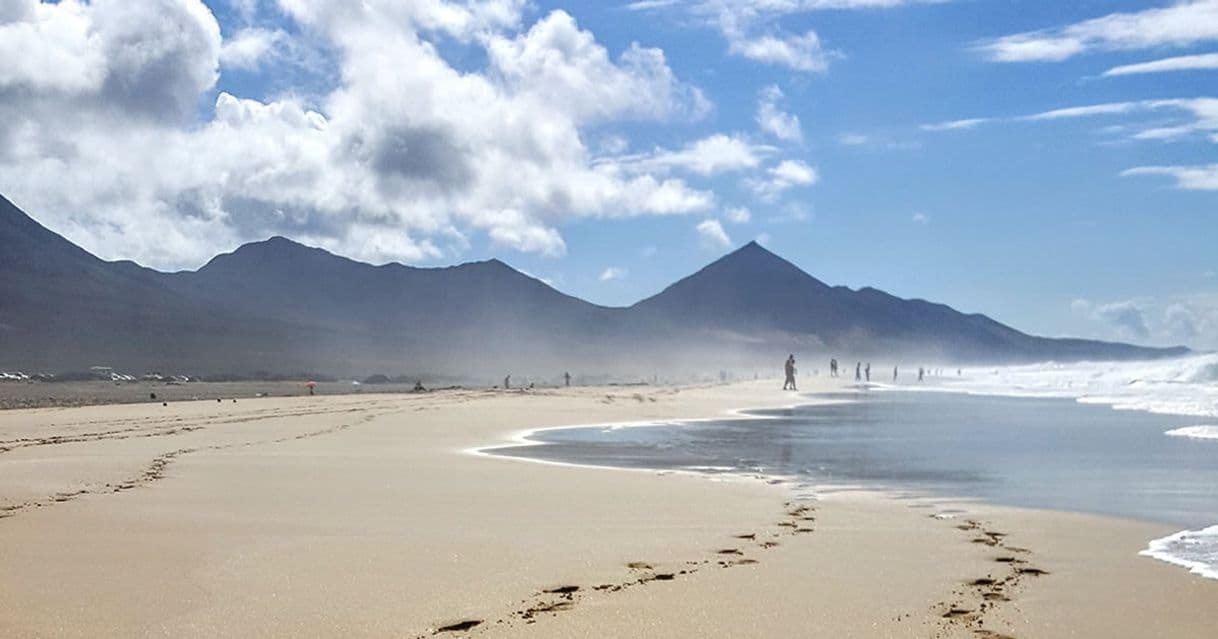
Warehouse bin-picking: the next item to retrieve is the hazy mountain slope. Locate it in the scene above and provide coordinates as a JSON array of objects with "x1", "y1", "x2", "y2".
[{"x1": 0, "y1": 196, "x2": 1188, "y2": 376}]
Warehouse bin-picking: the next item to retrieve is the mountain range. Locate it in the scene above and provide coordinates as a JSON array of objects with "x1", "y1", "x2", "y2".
[{"x1": 0, "y1": 194, "x2": 1187, "y2": 380}]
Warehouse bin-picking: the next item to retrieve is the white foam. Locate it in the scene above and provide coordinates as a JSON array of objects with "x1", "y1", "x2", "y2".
[
  {"x1": 1164, "y1": 425, "x2": 1218, "y2": 441},
  {"x1": 1140, "y1": 525, "x2": 1218, "y2": 580},
  {"x1": 903, "y1": 353, "x2": 1218, "y2": 419}
]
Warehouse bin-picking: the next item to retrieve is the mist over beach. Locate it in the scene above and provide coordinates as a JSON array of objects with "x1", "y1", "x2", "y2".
[{"x1": 2, "y1": 0, "x2": 1218, "y2": 637}]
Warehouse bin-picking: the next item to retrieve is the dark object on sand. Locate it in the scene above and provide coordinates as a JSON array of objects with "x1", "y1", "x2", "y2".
[
  {"x1": 161, "y1": 402, "x2": 167, "y2": 406},
  {"x1": 413, "y1": 381, "x2": 426, "y2": 392},
  {"x1": 149, "y1": 392, "x2": 157, "y2": 400}
]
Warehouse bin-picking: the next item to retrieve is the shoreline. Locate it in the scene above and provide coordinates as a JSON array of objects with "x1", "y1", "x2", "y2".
[
  {"x1": 1, "y1": 380, "x2": 1215, "y2": 637},
  {"x1": 478, "y1": 391, "x2": 1217, "y2": 581}
]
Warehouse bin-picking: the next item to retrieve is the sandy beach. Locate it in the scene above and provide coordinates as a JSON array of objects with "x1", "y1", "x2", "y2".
[{"x1": 0, "y1": 379, "x2": 1214, "y2": 638}]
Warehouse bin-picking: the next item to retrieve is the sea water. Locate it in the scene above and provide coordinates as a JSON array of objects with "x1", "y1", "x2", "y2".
[{"x1": 487, "y1": 353, "x2": 1218, "y2": 579}]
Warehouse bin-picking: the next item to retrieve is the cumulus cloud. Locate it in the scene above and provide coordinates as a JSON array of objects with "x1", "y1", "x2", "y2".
[
  {"x1": 977, "y1": 0, "x2": 1218, "y2": 62},
  {"x1": 696, "y1": 218, "x2": 732, "y2": 249},
  {"x1": 912, "y1": 212, "x2": 929, "y2": 224},
  {"x1": 747, "y1": 159, "x2": 819, "y2": 201},
  {"x1": 1074, "y1": 295, "x2": 1218, "y2": 348},
  {"x1": 1094, "y1": 301, "x2": 1151, "y2": 340},
  {"x1": 1102, "y1": 52, "x2": 1218, "y2": 77},
  {"x1": 0, "y1": 0, "x2": 734, "y2": 268},
  {"x1": 599, "y1": 266, "x2": 628, "y2": 281},
  {"x1": 756, "y1": 85, "x2": 802, "y2": 142},
  {"x1": 728, "y1": 30, "x2": 833, "y2": 72},
  {"x1": 219, "y1": 27, "x2": 287, "y2": 70}
]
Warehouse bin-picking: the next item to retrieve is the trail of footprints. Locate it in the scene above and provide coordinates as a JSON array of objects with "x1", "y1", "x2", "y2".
[
  {"x1": 0, "y1": 410, "x2": 398, "y2": 520},
  {"x1": 424, "y1": 501, "x2": 818, "y2": 636},
  {"x1": 931, "y1": 518, "x2": 1049, "y2": 639}
]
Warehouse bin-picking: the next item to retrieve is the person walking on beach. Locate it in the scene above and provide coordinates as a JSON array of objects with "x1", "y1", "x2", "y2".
[
  {"x1": 893, "y1": 366, "x2": 898, "y2": 382},
  {"x1": 564, "y1": 371, "x2": 571, "y2": 387},
  {"x1": 864, "y1": 363, "x2": 871, "y2": 382},
  {"x1": 504, "y1": 374, "x2": 511, "y2": 389},
  {"x1": 829, "y1": 358, "x2": 837, "y2": 378},
  {"x1": 783, "y1": 355, "x2": 797, "y2": 391},
  {"x1": 855, "y1": 362, "x2": 861, "y2": 382},
  {"x1": 917, "y1": 367, "x2": 924, "y2": 382}
]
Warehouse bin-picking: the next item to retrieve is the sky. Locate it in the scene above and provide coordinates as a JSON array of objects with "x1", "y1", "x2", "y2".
[{"x1": 0, "y1": 0, "x2": 1215, "y2": 349}]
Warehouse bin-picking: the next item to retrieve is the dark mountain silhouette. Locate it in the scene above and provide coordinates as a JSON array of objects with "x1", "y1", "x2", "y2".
[{"x1": 0, "y1": 195, "x2": 1188, "y2": 378}]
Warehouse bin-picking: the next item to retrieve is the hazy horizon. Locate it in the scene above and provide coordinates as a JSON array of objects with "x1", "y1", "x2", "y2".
[{"x1": 0, "y1": 1, "x2": 1214, "y2": 352}]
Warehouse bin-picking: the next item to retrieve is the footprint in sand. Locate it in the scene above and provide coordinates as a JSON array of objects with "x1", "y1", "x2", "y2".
[{"x1": 434, "y1": 619, "x2": 483, "y2": 634}]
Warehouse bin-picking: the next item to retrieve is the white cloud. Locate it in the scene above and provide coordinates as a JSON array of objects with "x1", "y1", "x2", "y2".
[
  {"x1": 626, "y1": 0, "x2": 938, "y2": 73},
  {"x1": 920, "y1": 118, "x2": 990, "y2": 132},
  {"x1": 747, "y1": 159, "x2": 819, "y2": 201},
  {"x1": 728, "y1": 30, "x2": 833, "y2": 73},
  {"x1": 922, "y1": 98, "x2": 1218, "y2": 150},
  {"x1": 724, "y1": 206, "x2": 752, "y2": 224},
  {"x1": 911, "y1": 212, "x2": 929, "y2": 224},
  {"x1": 1122, "y1": 164, "x2": 1218, "y2": 190},
  {"x1": 1103, "y1": 52, "x2": 1218, "y2": 77},
  {"x1": 1075, "y1": 295, "x2": 1218, "y2": 349},
  {"x1": 486, "y1": 10, "x2": 710, "y2": 124},
  {"x1": 618, "y1": 134, "x2": 768, "y2": 176},
  {"x1": 756, "y1": 85, "x2": 802, "y2": 142},
  {"x1": 838, "y1": 133, "x2": 869, "y2": 145},
  {"x1": 1094, "y1": 301, "x2": 1151, "y2": 340},
  {"x1": 219, "y1": 27, "x2": 286, "y2": 70},
  {"x1": 978, "y1": 0, "x2": 1218, "y2": 62},
  {"x1": 696, "y1": 218, "x2": 732, "y2": 249},
  {"x1": 0, "y1": 1, "x2": 731, "y2": 268},
  {"x1": 755, "y1": 232, "x2": 771, "y2": 245},
  {"x1": 599, "y1": 266, "x2": 628, "y2": 281}
]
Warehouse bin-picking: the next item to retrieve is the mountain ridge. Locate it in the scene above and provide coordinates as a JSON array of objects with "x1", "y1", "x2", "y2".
[{"x1": 0, "y1": 195, "x2": 1189, "y2": 377}]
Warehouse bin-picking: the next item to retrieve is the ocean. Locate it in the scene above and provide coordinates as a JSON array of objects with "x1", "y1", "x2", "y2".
[{"x1": 485, "y1": 353, "x2": 1218, "y2": 580}]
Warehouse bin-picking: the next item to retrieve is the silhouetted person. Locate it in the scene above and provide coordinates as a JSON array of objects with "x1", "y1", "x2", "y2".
[
  {"x1": 855, "y1": 362, "x2": 861, "y2": 382},
  {"x1": 918, "y1": 367, "x2": 925, "y2": 382},
  {"x1": 783, "y1": 355, "x2": 797, "y2": 391},
  {"x1": 893, "y1": 366, "x2": 898, "y2": 382},
  {"x1": 829, "y1": 358, "x2": 838, "y2": 377},
  {"x1": 564, "y1": 371, "x2": 571, "y2": 387},
  {"x1": 864, "y1": 363, "x2": 871, "y2": 382},
  {"x1": 504, "y1": 374, "x2": 511, "y2": 390}
]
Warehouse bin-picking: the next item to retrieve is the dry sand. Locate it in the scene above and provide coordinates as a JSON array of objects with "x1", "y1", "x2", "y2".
[{"x1": 0, "y1": 379, "x2": 1213, "y2": 638}]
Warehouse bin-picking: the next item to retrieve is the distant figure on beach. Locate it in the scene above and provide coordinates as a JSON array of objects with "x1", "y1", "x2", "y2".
[
  {"x1": 918, "y1": 367, "x2": 925, "y2": 382},
  {"x1": 864, "y1": 363, "x2": 871, "y2": 382},
  {"x1": 829, "y1": 358, "x2": 838, "y2": 377},
  {"x1": 564, "y1": 371, "x2": 571, "y2": 387},
  {"x1": 783, "y1": 355, "x2": 797, "y2": 391},
  {"x1": 893, "y1": 366, "x2": 898, "y2": 382},
  {"x1": 504, "y1": 374, "x2": 511, "y2": 390},
  {"x1": 855, "y1": 362, "x2": 861, "y2": 382},
  {"x1": 413, "y1": 381, "x2": 426, "y2": 392}
]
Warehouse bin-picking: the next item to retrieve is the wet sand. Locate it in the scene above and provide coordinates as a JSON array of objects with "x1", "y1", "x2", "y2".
[{"x1": 0, "y1": 380, "x2": 1213, "y2": 637}]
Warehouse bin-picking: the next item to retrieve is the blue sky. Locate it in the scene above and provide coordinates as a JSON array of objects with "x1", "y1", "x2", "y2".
[{"x1": 0, "y1": 1, "x2": 1215, "y2": 348}]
